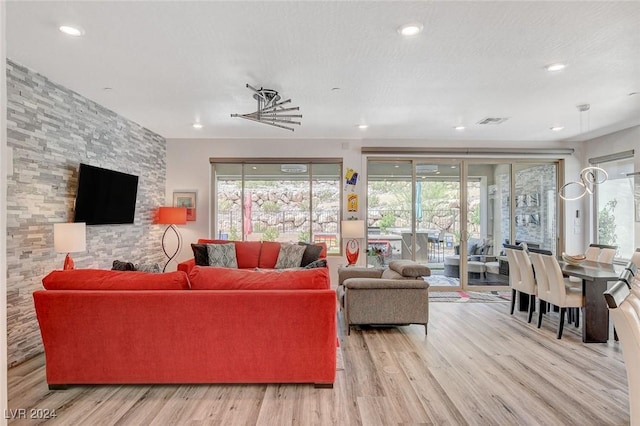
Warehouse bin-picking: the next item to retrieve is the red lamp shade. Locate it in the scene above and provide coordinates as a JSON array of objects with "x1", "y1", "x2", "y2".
[{"x1": 157, "y1": 207, "x2": 187, "y2": 225}]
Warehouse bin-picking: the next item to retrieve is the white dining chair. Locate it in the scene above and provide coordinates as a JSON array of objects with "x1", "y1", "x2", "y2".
[
  {"x1": 604, "y1": 281, "x2": 640, "y2": 426},
  {"x1": 529, "y1": 249, "x2": 551, "y2": 327},
  {"x1": 513, "y1": 248, "x2": 537, "y2": 323},
  {"x1": 540, "y1": 251, "x2": 584, "y2": 339},
  {"x1": 505, "y1": 245, "x2": 522, "y2": 316}
]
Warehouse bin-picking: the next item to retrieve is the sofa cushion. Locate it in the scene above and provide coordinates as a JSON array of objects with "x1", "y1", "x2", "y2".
[
  {"x1": 206, "y1": 243, "x2": 238, "y2": 268},
  {"x1": 381, "y1": 268, "x2": 414, "y2": 280},
  {"x1": 275, "y1": 243, "x2": 306, "y2": 269},
  {"x1": 389, "y1": 260, "x2": 431, "y2": 277},
  {"x1": 42, "y1": 269, "x2": 190, "y2": 290},
  {"x1": 258, "y1": 241, "x2": 281, "y2": 268},
  {"x1": 188, "y1": 266, "x2": 330, "y2": 290},
  {"x1": 233, "y1": 241, "x2": 262, "y2": 269},
  {"x1": 191, "y1": 243, "x2": 209, "y2": 266},
  {"x1": 298, "y1": 242, "x2": 323, "y2": 266}
]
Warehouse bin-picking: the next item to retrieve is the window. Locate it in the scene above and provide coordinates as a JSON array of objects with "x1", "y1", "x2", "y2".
[
  {"x1": 592, "y1": 154, "x2": 635, "y2": 259},
  {"x1": 211, "y1": 160, "x2": 342, "y2": 253}
]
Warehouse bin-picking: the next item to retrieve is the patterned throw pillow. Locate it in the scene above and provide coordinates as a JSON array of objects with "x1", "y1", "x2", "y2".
[
  {"x1": 275, "y1": 243, "x2": 307, "y2": 269},
  {"x1": 207, "y1": 243, "x2": 238, "y2": 268},
  {"x1": 304, "y1": 259, "x2": 327, "y2": 269},
  {"x1": 134, "y1": 263, "x2": 161, "y2": 273}
]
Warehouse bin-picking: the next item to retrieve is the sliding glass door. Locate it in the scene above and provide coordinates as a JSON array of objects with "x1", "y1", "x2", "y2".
[{"x1": 367, "y1": 158, "x2": 559, "y2": 291}]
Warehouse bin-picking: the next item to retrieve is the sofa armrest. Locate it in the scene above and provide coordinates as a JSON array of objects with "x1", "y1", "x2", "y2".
[
  {"x1": 343, "y1": 278, "x2": 429, "y2": 290},
  {"x1": 177, "y1": 259, "x2": 195, "y2": 274},
  {"x1": 338, "y1": 267, "x2": 384, "y2": 285}
]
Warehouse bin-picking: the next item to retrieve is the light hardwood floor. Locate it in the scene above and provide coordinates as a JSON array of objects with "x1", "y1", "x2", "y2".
[{"x1": 8, "y1": 302, "x2": 631, "y2": 425}]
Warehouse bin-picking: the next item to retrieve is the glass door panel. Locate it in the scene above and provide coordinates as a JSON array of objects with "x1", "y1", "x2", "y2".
[
  {"x1": 213, "y1": 163, "x2": 243, "y2": 240},
  {"x1": 415, "y1": 162, "x2": 461, "y2": 287},
  {"x1": 466, "y1": 163, "x2": 511, "y2": 288},
  {"x1": 367, "y1": 161, "x2": 413, "y2": 267}
]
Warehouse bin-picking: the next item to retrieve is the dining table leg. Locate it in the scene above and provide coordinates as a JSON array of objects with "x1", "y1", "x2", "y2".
[{"x1": 582, "y1": 278, "x2": 610, "y2": 343}]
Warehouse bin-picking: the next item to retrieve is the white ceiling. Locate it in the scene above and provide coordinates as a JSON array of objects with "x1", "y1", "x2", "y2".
[{"x1": 6, "y1": 1, "x2": 640, "y2": 142}]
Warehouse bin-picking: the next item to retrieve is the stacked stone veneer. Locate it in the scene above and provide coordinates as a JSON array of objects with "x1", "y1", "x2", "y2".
[
  {"x1": 6, "y1": 60, "x2": 166, "y2": 366},
  {"x1": 500, "y1": 164, "x2": 557, "y2": 249}
]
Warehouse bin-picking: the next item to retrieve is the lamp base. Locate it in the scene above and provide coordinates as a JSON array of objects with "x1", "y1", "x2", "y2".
[
  {"x1": 162, "y1": 224, "x2": 183, "y2": 272},
  {"x1": 63, "y1": 253, "x2": 75, "y2": 270},
  {"x1": 345, "y1": 239, "x2": 360, "y2": 266}
]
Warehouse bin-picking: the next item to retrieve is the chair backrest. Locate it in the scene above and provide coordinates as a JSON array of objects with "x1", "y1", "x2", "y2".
[
  {"x1": 604, "y1": 281, "x2": 640, "y2": 425},
  {"x1": 513, "y1": 249, "x2": 536, "y2": 294},
  {"x1": 529, "y1": 249, "x2": 551, "y2": 302},
  {"x1": 631, "y1": 248, "x2": 640, "y2": 269},
  {"x1": 584, "y1": 245, "x2": 601, "y2": 261},
  {"x1": 585, "y1": 243, "x2": 617, "y2": 264},
  {"x1": 504, "y1": 245, "x2": 522, "y2": 289},
  {"x1": 540, "y1": 251, "x2": 569, "y2": 306}
]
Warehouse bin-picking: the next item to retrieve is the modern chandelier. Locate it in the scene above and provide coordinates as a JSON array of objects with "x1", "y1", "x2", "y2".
[
  {"x1": 559, "y1": 166, "x2": 608, "y2": 201},
  {"x1": 231, "y1": 84, "x2": 302, "y2": 131}
]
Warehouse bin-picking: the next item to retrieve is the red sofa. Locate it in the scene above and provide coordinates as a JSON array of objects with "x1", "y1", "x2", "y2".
[
  {"x1": 33, "y1": 267, "x2": 336, "y2": 389},
  {"x1": 178, "y1": 239, "x2": 327, "y2": 274}
]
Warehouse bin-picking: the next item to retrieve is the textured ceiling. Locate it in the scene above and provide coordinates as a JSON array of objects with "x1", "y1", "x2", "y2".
[{"x1": 6, "y1": 1, "x2": 640, "y2": 142}]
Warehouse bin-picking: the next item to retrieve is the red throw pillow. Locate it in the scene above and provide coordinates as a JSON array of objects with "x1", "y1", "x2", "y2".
[
  {"x1": 188, "y1": 266, "x2": 330, "y2": 290},
  {"x1": 233, "y1": 241, "x2": 262, "y2": 268},
  {"x1": 258, "y1": 241, "x2": 281, "y2": 268},
  {"x1": 42, "y1": 269, "x2": 191, "y2": 290}
]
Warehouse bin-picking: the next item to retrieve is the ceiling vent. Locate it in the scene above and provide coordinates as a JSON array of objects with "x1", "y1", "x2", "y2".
[{"x1": 477, "y1": 117, "x2": 509, "y2": 125}]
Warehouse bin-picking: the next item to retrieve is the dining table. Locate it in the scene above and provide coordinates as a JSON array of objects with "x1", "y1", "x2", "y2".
[{"x1": 560, "y1": 260, "x2": 623, "y2": 343}]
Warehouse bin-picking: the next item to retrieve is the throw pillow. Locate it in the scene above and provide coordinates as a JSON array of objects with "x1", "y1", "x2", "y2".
[
  {"x1": 304, "y1": 259, "x2": 327, "y2": 269},
  {"x1": 191, "y1": 243, "x2": 209, "y2": 266},
  {"x1": 274, "y1": 243, "x2": 306, "y2": 269},
  {"x1": 298, "y1": 242, "x2": 323, "y2": 267},
  {"x1": 134, "y1": 263, "x2": 160, "y2": 273},
  {"x1": 206, "y1": 243, "x2": 238, "y2": 268},
  {"x1": 112, "y1": 260, "x2": 135, "y2": 271}
]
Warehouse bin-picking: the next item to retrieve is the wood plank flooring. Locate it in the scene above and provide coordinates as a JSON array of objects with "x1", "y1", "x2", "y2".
[{"x1": 7, "y1": 302, "x2": 631, "y2": 425}]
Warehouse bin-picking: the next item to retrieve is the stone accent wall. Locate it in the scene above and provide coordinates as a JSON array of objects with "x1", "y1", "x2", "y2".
[
  {"x1": 6, "y1": 60, "x2": 166, "y2": 366},
  {"x1": 500, "y1": 164, "x2": 557, "y2": 250}
]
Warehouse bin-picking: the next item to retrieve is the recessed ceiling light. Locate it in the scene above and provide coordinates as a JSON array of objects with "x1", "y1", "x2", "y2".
[
  {"x1": 545, "y1": 63, "x2": 566, "y2": 72},
  {"x1": 397, "y1": 23, "x2": 423, "y2": 36},
  {"x1": 331, "y1": 87, "x2": 341, "y2": 91},
  {"x1": 394, "y1": 165, "x2": 400, "y2": 168},
  {"x1": 59, "y1": 25, "x2": 85, "y2": 37},
  {"x1": 357, "y1": 124, "x2": 369, "y2": 130},
  {"x1": 454, "y1": 126, "x2": 465, "y2": 131},
  {"x1": 550, "y1": 126, "x2": 564, "y2": 132},
  {"x1": 192, "y1": 123, "x2": 203, "y2": 129}
]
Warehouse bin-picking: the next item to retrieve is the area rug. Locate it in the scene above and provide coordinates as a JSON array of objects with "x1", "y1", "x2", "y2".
[{"x1": 429, "y1": 290, "x2": 511, "y2": 303}]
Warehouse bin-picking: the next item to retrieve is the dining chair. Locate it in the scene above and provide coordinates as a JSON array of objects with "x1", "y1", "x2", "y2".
[
  {"x1": 504, "y1": 244, "x2": 523, "y2": 316},
  {"x1": 603, "y1": 281, "x2": 640, "y2": 426},
  {"x1": 513, "y1": 248, "x2": 537, "y2": 323},
  {"x1": 529, "y1": 248, "x2": 551, "y2": 327},
  {"x1": 596, "y1": 244, "x2": 618, "y2": 264},
  {"x1": 540, "y1": 250, "x2": 584, "y2": 339},
  {"x1": 631, "y1": 248, "x2": 640, "y2": 268}
]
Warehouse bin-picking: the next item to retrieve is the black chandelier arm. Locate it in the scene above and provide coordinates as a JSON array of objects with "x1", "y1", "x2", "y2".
[{"x1": 162, "y1": 224, "x2": 182, "y2": 272}]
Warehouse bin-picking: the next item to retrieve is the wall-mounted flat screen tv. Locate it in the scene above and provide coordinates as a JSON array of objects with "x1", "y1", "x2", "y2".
[{"x1": 74, "y1": 163, "x2": 139, "y2": 225}]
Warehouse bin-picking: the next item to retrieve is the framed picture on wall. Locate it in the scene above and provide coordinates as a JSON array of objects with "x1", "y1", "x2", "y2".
[{"x1": 173, "y1": 191, "x2": 197, "y2": 221}]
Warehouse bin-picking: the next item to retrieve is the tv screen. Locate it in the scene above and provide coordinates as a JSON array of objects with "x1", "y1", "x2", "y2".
[{"x1": 74, "y1": 163, "x2": 139, "y2": 225}]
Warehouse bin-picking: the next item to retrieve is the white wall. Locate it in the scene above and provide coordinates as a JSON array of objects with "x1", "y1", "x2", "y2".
[
  {"x1": 167, "y1": 137, "x2": 584, "y2": 281},
  {"x1": 582, "y1": 125, "x2": 640, "y2": 251}
]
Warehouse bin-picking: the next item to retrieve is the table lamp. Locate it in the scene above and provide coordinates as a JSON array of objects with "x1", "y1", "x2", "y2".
[
  {"x1": 341, "y1": 219, "x2": 365, "y2": 266},
  {"x1": 157, "y1": 207, "x2": 187, "y2": 272},
  {"x1": 54, "y1": 222, "x2": 87, "y2": 270}
]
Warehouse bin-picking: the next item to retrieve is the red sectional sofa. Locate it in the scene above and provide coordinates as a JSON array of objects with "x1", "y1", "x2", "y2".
[{"x1": 33, "y1": 263, "x2": 336, "y2": 389}]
